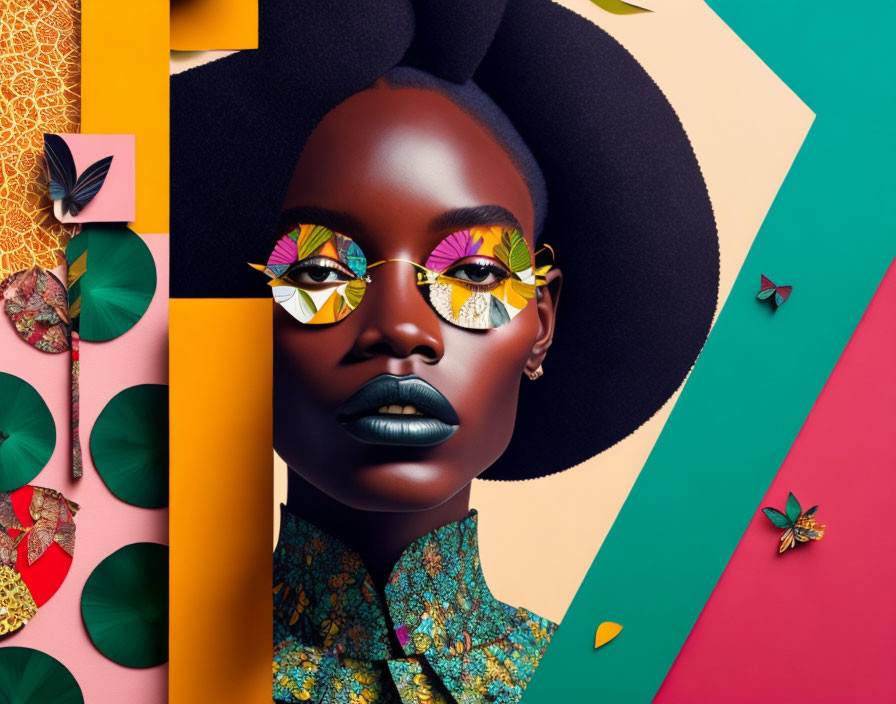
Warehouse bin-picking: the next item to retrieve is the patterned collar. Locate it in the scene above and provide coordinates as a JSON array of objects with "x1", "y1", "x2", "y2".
[{"x1": 273, "y1": 507, "x2": 557, "y2": 704}]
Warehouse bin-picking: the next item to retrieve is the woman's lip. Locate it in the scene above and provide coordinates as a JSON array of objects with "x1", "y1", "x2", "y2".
[
  {"x1": 335, "y1": 374, "x2": 459, "y2": 446},
  {"x1": 339, "y1": 416, "x2": 457, "y2": 447}
]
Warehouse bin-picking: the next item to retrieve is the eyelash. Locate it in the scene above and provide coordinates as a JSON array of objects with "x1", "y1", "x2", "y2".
[
  {"x1": 442, "y1": 257, "x2": 511, "y2": 291},
  {"x1": 286, "y1": 257, "x2": 356, "y2": 285}
]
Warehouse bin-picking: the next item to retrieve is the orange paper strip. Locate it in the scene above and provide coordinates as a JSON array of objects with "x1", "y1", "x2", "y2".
[
  {"x1": 171, "y1": 0, "x2": 258, "y2": 51},
  {"x1": 170, "y1": 299, "x2": 272, "y2": 703}
]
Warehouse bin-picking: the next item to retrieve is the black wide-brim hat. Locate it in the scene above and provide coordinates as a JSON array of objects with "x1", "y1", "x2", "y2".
[{"x1": 171, "y1": 0, "x2": 719, "y2": 481}]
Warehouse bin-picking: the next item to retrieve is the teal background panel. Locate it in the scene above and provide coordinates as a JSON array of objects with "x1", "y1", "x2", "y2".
[{"x1": 523, "y1": 2, "x2": 896, "y2": 702}]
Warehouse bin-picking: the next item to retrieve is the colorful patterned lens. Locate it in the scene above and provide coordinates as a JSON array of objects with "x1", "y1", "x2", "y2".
[
  {"x1": 419, "y1": 226, "x2": 547, "y2": 330},
  {"x1": 250, "y1": 224, "x2": 552, "y2": 329},
  {"x1": 250, "y1": 224, "x2": 368, "y2": 324}
]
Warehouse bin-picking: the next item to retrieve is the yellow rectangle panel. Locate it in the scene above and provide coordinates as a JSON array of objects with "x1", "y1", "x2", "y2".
[
  {"x1": 81, "y1": 0, "x2": 169, "y2": 234},
  {"x1": 171, "y1": 0, "x2": 258, "y2": 50},
  {"x1": 170, "y1": 299, "x2": 272, "y2": 702}
]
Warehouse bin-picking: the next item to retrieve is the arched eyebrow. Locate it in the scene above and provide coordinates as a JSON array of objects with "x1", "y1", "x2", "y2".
[
  {"x1": 429, "y1": 206, "x2": 523, "y2": 235},
  {"x1": 277, "y1": 204, "x2": 523, "y2": 239},
  {"x1": 277, "y1": 206, "x2": 365, "y2": 236}
]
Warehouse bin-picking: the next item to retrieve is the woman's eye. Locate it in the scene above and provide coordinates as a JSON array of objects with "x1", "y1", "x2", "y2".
[
  {"x1": 444, "y1": 260, "x2": 509, "y2": 287},
  {"x1": 288, "y1": 259, "x2": 354, "y2": 285}
]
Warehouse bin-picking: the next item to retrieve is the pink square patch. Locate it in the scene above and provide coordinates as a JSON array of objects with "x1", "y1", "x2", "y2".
[{"x1": 44, "y1": 133, "x2": 135, "y2": 223}]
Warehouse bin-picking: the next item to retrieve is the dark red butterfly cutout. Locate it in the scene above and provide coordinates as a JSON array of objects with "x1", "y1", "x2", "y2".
[{"x1": 757, "y1": 274, "x2": 792, "y2": 308}]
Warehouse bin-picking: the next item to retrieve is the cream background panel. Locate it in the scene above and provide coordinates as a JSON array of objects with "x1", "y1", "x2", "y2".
[{"x1": 474, "y1": 0, "x2": 813, "y2": 624}]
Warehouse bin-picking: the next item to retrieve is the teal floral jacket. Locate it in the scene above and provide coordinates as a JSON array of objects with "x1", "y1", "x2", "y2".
[{"x1": 273, "y1": 508, "x2": 557, "y2": 704}]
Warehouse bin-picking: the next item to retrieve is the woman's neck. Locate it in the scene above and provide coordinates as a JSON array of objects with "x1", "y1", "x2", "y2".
[{"x1": 285, "y1": 470, "x2": 472, "y2": 589}]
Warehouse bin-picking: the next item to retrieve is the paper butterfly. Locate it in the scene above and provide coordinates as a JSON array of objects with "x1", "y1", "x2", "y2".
[
  {"x1": 44, "y1": 134, "x2": 113, "y2": 218},
  {"x1": 761, "y1": 492, "x2": 825, "y2": 553},
  {"x1": 757, "y1": 274, "x2": 792, "y2": 308}
]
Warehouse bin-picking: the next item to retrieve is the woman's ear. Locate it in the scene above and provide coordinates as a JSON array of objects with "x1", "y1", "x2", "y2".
[{"x1": 525, "y1": 267, "x2": 562, "y2": 376}]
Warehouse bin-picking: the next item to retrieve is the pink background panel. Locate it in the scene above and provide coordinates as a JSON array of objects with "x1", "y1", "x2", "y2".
[
  {"x1": 56, "y1": 133, "x2": 136, "y2": 223},
  {"x1": 656, "y1": 257, "x2": 896, "y2": 703},
  {"x1": 0, "y1": 234, "x2": 167, "y2": 703}
]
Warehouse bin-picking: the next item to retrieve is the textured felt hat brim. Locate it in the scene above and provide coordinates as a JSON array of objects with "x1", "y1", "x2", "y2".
[{"x1": 170, "y1": 0, "x2": 719, "y2": 480}]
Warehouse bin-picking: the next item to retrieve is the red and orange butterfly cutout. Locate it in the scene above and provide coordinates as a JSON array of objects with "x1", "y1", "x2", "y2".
[{"x1": 762, "y1": 493, "x2": 825, "y2": 553}]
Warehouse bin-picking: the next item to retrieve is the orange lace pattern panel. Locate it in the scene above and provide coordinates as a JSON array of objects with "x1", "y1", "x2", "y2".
[{"x1": 0, "y1": 0, "x2": 80, "y2": 277}]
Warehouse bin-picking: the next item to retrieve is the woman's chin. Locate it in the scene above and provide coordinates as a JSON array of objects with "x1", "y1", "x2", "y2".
[{"x1": 314, "y1": 462, "x2": 470, "y2": 513}]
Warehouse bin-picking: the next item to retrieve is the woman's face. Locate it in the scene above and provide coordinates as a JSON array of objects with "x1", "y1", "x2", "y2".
[{"x1": 274, "y1": 85, "x2": 560, "y2": 512}]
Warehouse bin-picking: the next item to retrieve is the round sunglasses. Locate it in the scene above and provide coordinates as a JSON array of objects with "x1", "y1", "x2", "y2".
[{"x1": 250, "y1": 224, "x2": 553, "y2": 330}]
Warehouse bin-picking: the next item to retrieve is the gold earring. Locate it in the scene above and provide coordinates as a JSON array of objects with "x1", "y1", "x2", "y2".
[{"x1": 525, "y1": 364, "x2": 544, "y2": 381}]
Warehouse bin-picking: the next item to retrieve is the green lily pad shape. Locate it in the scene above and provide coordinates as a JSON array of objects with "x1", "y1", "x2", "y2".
[
  {"x1": 66, "y1": 225, "x2": 157, "y2": 342},
  {"x1": 90, "y1": 384, "x2": 168, "y2": 508},
  {"x1": 0, "y1": 373, "x2": 55, "y2": 492},
  {"x1": 0, "y1": 647, "x2": 83, "y2": 704},
  {"x1": 81, "y1": 542, "x2": 168, "y2": 668}
]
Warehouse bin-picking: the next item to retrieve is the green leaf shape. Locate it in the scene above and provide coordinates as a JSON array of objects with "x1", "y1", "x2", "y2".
[
  {"x1": 495, "y1": 230, "x2": 532, "y2": 273},
  {"x1": 81, "y1": 542, "x2": 168, "y2": 668},
  {"x1": 0, "y1": 373, "x2": 56, "y2": 492},
  {"x1": 296, "y1": 225, "x2": 333, "y2": 260},
  {"x1": 90, "y1": 384, "x2": 168, "y2": 509},
  {"x1": 494, "y1": 235, "x2": 511, "y2": 269},
  {"x1": 0, "y1": 647, "x2": 83, "y2": 704},
  {"x1": 297, "y1": 288, "x2": 318, "y2": 316},
  {"x1": 757, "y1": 288, "x2": 776, "y2": 300},
  {"x1": 589, "y1": 0, "x2": 651, "y2": 14},
  {"x1": 785, "y1": 493, "x2": 802, "y2": 523},
  {"x1": 489, "y1": 297, "x2": 511, "y2": 328},
  {"x1": 508, "y1": 232, "x2": 533, "y2": 272},
  {"x1": 332, "y1": 294, "x2": 346, "y2": 320},
  {"x1": 762, "y1": 507, "x2": 793, "y2": 529},
  {"x1": 65, "y1": 225, "x2": 157, "y2": 342},
  {"x1": 803, "y1": 505, "x2": 818, "y2": 517},
  {"x1": 344, "y1": 279, "x2": 366, "y2": 309}
]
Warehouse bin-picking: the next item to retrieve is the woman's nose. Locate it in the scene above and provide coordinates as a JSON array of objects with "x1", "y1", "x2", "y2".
[{"x1": 350, "y1": 262, "x2": 445, "y2": 362}]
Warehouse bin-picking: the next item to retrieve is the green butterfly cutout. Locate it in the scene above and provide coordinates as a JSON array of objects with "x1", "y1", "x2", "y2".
[{"x1": 761, "y1": 493, "x2": 826, "y2": 553}]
